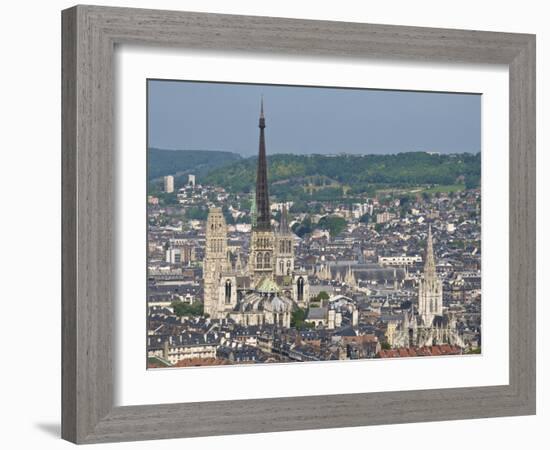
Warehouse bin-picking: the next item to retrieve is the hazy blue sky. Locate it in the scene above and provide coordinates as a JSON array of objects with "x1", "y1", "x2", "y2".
[{"x1": 148, "y1": 80, "x2": 481, "y2": 156}]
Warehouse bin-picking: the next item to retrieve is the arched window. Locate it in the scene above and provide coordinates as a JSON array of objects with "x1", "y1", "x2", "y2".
[
  {"x1": 225, "y1": 279, "x2": 232, "y2": 304},
  {"x1": 279, "y1": 261, "x2": 284, "y2": 274},
  {"x1": 297, "y1": 276, "x2": 304, "y2": 301},
  {"x1": 256, "y1": 252, "x2": 263, "y2": 269},
  {"x1": 287, "y1": 260, "x2": 291, "y2": 276},
  {"x1": 264, "y1": 252, "x2": 271, "y2": 268}
]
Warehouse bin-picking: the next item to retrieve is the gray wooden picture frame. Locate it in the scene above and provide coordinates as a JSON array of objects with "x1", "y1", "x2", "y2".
[{"x1": 61, "y1": 5, "x2": 536, "y2": 444}]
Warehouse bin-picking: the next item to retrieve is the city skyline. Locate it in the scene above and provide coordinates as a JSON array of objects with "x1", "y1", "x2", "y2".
[
  {"x1": 147, "y1": 95, "x2": 481, "y2": 368},
  {"x1": 148, "y1": 79, "x2": 481, "y2": 156}
]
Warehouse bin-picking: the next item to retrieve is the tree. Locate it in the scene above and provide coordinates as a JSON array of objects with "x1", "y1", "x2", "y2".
[
  {"x1": 171, "y1": 301, "x2": 204, "y2": 317},
  {"x1": 156, "y1": 192, "x2": 178, "y2": 206},
  {"x1": 291, "y1": 307, "x2": 314, "y2": 330},
  {"x1": 381, "y1": 341, "x2": 391, "y2": 350},
  {"x1": 399, "y1": 196, "x2": 410, "y2": 206},
  {"x1": 289, "y1": 199, "x2": 307, "y2": 213},
  {"x1": 185, "y1": 207, "x2": 208, "y2": 221},
  {"x1": 316, "y1": 291, "x2": 329, "y2": 301},
  {"x1": 292, "y1": 216, "x2": 313, "y2": 238},
  {"x1": 464, "y1": 173, "x2": 479, "y2": 189},
  {"x1": 240, "y1": 198, "x2": 252, "y2": 211},
  {"x1": 291, "y1": 308, "x2": 306, "y2": 328},
  {"x1": 316, "y1": 215, "x2": 346, "y2": 236}
]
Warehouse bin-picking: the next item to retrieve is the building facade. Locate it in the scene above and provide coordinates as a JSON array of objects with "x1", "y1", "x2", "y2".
[{"x1": 378, "y1": 255, "x2": 422, "y2": 267}]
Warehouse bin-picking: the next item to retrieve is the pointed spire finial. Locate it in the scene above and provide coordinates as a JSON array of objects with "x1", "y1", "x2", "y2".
[
  {"x1": 260, "y1": 95, "x2": 264, "y2": 118},
  {"x1": 259, "y1": 95, "x2": 265, "y2": 129}
]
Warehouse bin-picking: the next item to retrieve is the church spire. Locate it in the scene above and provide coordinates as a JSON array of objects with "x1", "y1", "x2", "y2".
[
  {"x1": 260, "y1": 95, "x2": 265, "y2": 121},
  {"x1": 255, "y1": 97, "x2": 271, "y2": 230},
  {"x1": 424, "y1": 224, "x2": 436, "y2": 278},
  {"x1": 345, "y1": 264, "x2": 356, "y2": 287}
]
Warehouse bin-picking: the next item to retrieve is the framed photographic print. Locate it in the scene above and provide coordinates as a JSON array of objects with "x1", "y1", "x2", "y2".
[{"x1": 62, "y1": 5, "x2": 536, "y2": 444}]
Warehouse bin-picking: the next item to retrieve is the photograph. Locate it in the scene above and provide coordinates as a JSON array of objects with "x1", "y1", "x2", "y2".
[
  {"x1": 2, "y1": 1, "x2": 541, "y2": 447},
  {"x1": 146, "y1": 80, "x2": 482, "y2": 368}
]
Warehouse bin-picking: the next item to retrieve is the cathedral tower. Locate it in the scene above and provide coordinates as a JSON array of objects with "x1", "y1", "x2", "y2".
[
  {"x1": 203, "y1": 207, "x2": 231, "y2": 317},
  {"x1": 250, "y1": 98, "x2": 276, "y2": 282},
  {"x1": 275, "y1": 203, "x2": 295, "y2": 276},
  {"x1": 418, "y1": 224, "x2": 443, "y2": 326}
]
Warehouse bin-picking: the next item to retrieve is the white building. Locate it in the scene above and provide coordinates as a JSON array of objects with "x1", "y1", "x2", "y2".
[
  {"x1": 163, "y1": 175, "x2": 174, "y2": 193},
  {"x1": 378, "y1": 255, "x2": 422, "y2": 266},
  {"x1": 166, "y1": 247, "x2": 182, "y2": 264}
]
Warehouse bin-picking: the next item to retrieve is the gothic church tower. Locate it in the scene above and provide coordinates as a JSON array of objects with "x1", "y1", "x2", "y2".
[
  {"x1": 249, "y1": 99, "x2": 276, "y2": 283},
  {"x1": 275, "y1": 203, "x2": 295, "y2": 276},
  {"x1": 418, "y1": 224, "x2": 443, "y2": 326},
  {"x1": 203, "y1": 207, "x2": 230, "y2": 317}
]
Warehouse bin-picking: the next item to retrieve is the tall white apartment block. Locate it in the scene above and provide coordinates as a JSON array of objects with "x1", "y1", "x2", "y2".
[{"x1": 163, "y1": 175, "x2": 174, "y2": 193}]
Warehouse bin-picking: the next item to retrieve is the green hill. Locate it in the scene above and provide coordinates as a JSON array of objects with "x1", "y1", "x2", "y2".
[
  {"x1": 203, "y1": 152, "x2": 481, "y2": 200},
  {"x1": 147, "y1": 148, "x2": 242, "y2": 181}
]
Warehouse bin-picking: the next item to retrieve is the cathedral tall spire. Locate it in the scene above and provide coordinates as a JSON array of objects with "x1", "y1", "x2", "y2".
[
  {"x1": 255, "y1": 97, "x2": 271, "y2": 230},
  {"x1": 424, "y1": 224, "x2": 436, "y2": 278}
]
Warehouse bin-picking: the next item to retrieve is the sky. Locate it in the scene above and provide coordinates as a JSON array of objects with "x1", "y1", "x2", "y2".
[{"x1": 148, "y1": 79, "x2": 481, "y2": 156}]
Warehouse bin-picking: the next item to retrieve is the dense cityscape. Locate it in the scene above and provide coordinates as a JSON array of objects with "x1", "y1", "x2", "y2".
[{"x1": 147, "y1": 103, "x2": 481, "y2": 368}]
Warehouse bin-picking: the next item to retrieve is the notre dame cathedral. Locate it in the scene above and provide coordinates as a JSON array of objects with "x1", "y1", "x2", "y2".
[{"x1": 203, "y1": 100, "x2": 310, "y2": 327}]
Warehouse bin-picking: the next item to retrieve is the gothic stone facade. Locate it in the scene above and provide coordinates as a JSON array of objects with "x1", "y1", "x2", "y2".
[
  {"x1": 387, "y1": 225, "x2": 463, "y2": 348},
  {"x1": 203, "y1": 101, "x2": 309, "y2": 326}
]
